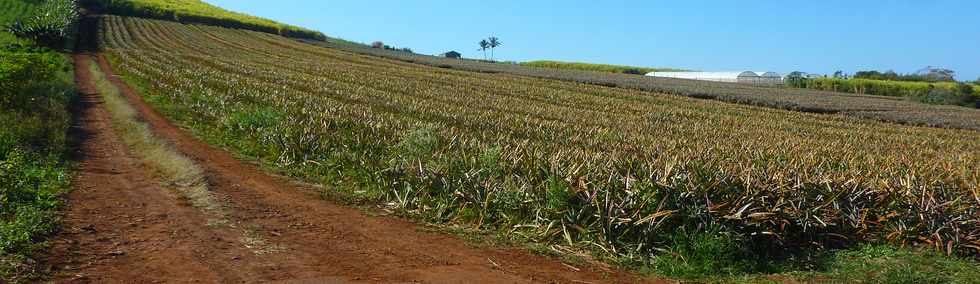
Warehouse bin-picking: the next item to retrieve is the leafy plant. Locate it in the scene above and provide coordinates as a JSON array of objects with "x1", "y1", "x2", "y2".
[{"x1": 5, "y1": 0, "x2": 78, "y2": 48}]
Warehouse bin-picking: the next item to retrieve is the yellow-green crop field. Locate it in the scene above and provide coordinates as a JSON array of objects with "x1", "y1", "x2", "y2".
[
  {"x1": 99, "y1": 15, "x2": 980, "y2": 263},
  {"x1": 88, "y1": 0, "x2": 325, "y2": 40}
]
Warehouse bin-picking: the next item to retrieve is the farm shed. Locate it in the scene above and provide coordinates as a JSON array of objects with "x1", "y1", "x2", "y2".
[{"x1": 646, "y1": 71, "x2": 761, "y2": 83}]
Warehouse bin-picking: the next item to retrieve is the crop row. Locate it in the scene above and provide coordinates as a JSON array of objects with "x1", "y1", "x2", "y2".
[{"x1": 98, "y1": 16, "x2": 980, "y2": 259}]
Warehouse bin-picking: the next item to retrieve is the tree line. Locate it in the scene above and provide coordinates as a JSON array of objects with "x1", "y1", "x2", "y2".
[{"x1": 852, "y1": 67, "x2": 955, "y2": 83}]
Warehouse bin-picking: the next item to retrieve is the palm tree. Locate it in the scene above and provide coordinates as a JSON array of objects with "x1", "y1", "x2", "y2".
[
  {"x1": 478, "y1": 39, "x2": 490, "y2": 60},
  {"x1": 488, "y1": 36, "x2": 501, "y2": 61}
]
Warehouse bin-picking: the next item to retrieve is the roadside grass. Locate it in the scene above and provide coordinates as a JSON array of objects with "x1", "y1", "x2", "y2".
[
  {"x1": 0, "y1": 49, "x2": 74, "y2": 282},
  {"x1": 86, "y1": 57, "x2": 225, "y2": 219},
  {"x1": 768, "y1": 245, "x2": 980, "y2": 284}
]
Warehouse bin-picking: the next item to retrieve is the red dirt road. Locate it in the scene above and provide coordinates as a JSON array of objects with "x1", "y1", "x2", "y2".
[{"x1": 45, "y1": 54, "x2": 665, "y2": 283}]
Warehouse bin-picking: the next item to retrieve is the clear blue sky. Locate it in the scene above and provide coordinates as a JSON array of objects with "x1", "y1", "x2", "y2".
[{"x1": 207, "y1": 0, "x2": 980, "y2": 81}]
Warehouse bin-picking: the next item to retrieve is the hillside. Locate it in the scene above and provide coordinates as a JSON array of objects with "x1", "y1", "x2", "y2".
[
  {"x1": 94, "y1": 15, "x2": 980, "y2": 281},
  {"x1": 81, "y1": 0, "x2": 326, "y2": 40},
  {"x1": 520, "y1": 60, "x2": 688, "y2": 74}
]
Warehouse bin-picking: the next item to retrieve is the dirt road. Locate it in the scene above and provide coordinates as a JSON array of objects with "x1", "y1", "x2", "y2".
[{"x1": 44, "y1": 54, "x2": 663, "y2": 283}]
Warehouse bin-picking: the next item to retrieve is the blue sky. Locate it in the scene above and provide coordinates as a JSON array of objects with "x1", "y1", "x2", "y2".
[{"x1": 207, "y1": 0, "x2": 980, "y2": 81}]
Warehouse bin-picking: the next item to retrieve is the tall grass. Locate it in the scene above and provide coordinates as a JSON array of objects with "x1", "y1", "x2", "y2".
[{"x1": 87, "y1": 57, "x2": 224, "y2": 218}]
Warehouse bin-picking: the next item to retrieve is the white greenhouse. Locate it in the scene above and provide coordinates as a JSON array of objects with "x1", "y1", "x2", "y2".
[{"x1": 646, "y1": 71, "x2": 782, "y2": 84}]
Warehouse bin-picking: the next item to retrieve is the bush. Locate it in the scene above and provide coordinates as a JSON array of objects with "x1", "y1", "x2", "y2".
[{"x1": 5, "y1": 0, "x2": 79, "y2": 49}]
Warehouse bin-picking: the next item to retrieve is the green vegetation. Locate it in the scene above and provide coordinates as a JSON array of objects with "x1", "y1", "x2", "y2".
[
  {"x1": 101, "y1": 16, "x2": 980, "y2": 280},
  {"x1": 1, "y1": 0, "x2": 78, "y2": 280},
  {"x1": 5, "y1": 0, "x2": 78, "y2": 48},
  {"x1": 82, "y1": 0, "x2": 326, "y2": 40},
  {"x1": 0, "y1": 0, "x2": 40, "y2": 45},
  {"x1": 798, "y1": 77, "x2": 979, "y2": 108},
  {"x1": 853, "y1": 68, "x2": 956, "y2": 83},
  {"x1": 798, "y1": 245, "x2": 980, "y2": 284},
  {"x1": 521, "y1": 60, "x2": 688, "y2": 75},
  {"x1": 0, "y1": 47, "x2": 75, "y2": 281}
]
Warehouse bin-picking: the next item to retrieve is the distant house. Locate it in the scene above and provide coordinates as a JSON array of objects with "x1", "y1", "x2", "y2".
[{"x1": 442, "y1": 51, "x2": 462, "y2": 59}]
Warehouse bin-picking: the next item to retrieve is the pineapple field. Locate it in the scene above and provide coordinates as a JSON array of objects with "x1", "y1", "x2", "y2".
[{"x1": 96, "y1": 14, "x2": 980, "y2": 268}]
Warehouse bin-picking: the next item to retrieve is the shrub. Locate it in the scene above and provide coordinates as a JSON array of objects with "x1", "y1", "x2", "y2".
[
  {"x1": 5, "y1": 0, "x2": 79, "y2": 48},
  {"x1": 621, "y1": 68, "x2": 644, "y2": 75}
]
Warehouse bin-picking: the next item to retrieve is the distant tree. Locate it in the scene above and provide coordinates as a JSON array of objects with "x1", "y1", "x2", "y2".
[
  {"x1": 833, "y1": 70, "x2": 845, "y2": 79},
  {"x1": 927, "y1": 68, "x2": 955, "y2": 82},
  {"x1": 488, "y1": 36, "x2": 501, "y2": 61},
  {"x1": 853, "y1": 70, "x2": 880, "y2": 79},
  {"x1": 478, "y1": 39, "x2": 490, "y2": 60},
  {"x1": 622, "y1": 68, "x2": 644, "y2": 75},
  {"x1": 371, "y1": 41, "x2": 384, "y2": 49},
  {"x1": 910, "y1": 66, "x2": 956, "y2": 82},
  {"x1": 957, "y1": 83, "x2": 974, "y2": 95},
  {"x1": 401, "y1": 47, "x2": 414, "y2": 53},
  {"x1": 854, "y1": 70, "x2": 902, "y2": 81}
]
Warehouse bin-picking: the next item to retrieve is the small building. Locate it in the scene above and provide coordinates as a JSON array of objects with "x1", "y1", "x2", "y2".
[
  {"x1": 442, "y1": 51, "x2": 462, "y2": 59},
  {"x1": 647, "y1": 71, "x2": 783, "y2": 84}
]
